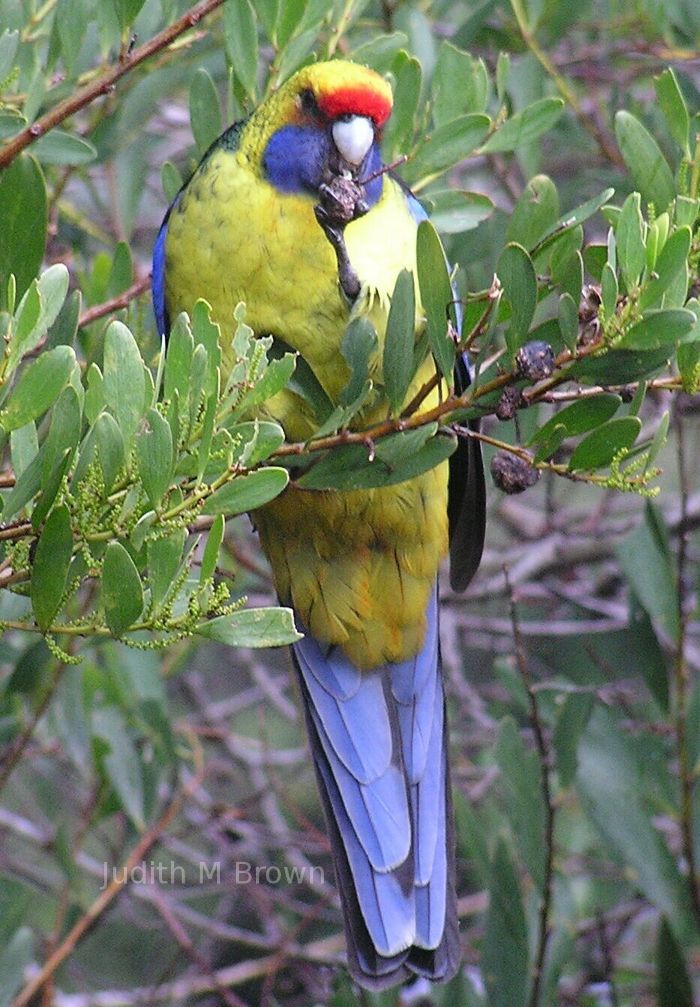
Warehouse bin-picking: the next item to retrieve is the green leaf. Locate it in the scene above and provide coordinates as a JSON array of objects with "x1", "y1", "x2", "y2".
[
  {"x1": 102, "y1": 542, "x2": 144, "y2": 636},
  {"x1": 223, "y1": 0, "x2": 258, "y2": 99},
  {"x1": 0, "y1": 345, "x2": 75, "y2": 431},
  {"x1": 93, "y1": 707, "x2": 144, "y2": 829},
  {"x1": 529, "y1": 393, "x2": 621, "y2": 446},
  {"x1": 614, "y1": 111, "x2": 676, "y2": 212},
  {"x1": 136, "y1": 408, "x2": 173, "y2": 508},
  {"x1": 189, "y1": 68, "x2": 223, "y2": 158},
  {"x1": 199, "y1": 513, "x2": 224, "y2": 588},
  {"x1": 231, "y1": 420, "x2": 285, "y2": 466},
  {"x1": 33, "y1": 130, "x2": 97, "y2": 166},
  {"x1": 432, "y1": 44, "x2": 487, "y2": 123},
  {"x1": 339, "y1": 317, "x2": 377, "y2": 407},
  {"x1": 0, "y1": 927, "x2": 33, "y2": 1007},
  {"x1": 383, "y1": 270, "x2": 416, "y2": 415},
  {"x1": 616, "y1": 191, "x2": 646, "y2": 291},
  {"x1": 557, "y1": 292, "x2": 578, "y2": 351},
  {"x1": 406, "y1": 113, "x2": 490, "y2": 184},
  {"x1": 482, "y1": 837, "x2": 529, "y2": 1007},
  {"x1": 553, "y1": 693, "x2": 594, "y2": 787},
  {"x1": 164, "y1": 312, "x2": 194, "y2": 406},
  {"x1": 94, "y1": 412, "x2": 124, "y2": 492},
  {"x1": 507, "y1": 174, "x2": 559, "y2": 250},
  {"x1": 40, "y1": 384, "x2": 81, "y2": 489},
  {"x1": 297, "y1": 427, "x2": 457, "y2": 491},
  {"x1": 31, "y1": 504, "x2": 73, "y2": 631},
  {"x1": 148, "y1": 530, "x2": 186, "y2": 613},
  {"x1": 657, "y1": 917, "x2": 693, "y2": 1007},
  {"x1": 203, "y1": 467, "x2": 289, "y2": 515},
  {"x1": 568, "y1": 416, "x2": 640, "y2": 471},
  {"x1": 495, "y1": 717, "x2": 546, "y2": 889},
  {"x1": 481, "y1": 97, "x2": 564, "y2": 153},
  {"x1": 618, "y1": 308, "x2": 696, "y2": 350},
  {"x1": 572, "y1": 347, "x2": 671, "y2": 384},
  {"x1": 497, "y1": 242, "x2": 537, "y2": 353},
  {"x1": 616, "y1": 503, "x2": 679, "y2": 643},
  {"x1": 0, "y1": 154, "x2": 47, "y2": 300},
  {"x1": 0, "y1": 30, "x2": 19, "y2": 83},
  {"x1": 424, "y1": 189, "x2": 493, "y2": 234},
  {"x1": 161, "y1": 160, "x2": 182, "y2": 203},
  {"x1": 196, "y1": 606, "x2": 301, "y2": 647},
  {"x1": 577, "y1": 708, "x2": 693, "y2": 934},
  {"x1": 416, "y1": 221, "x2": 457, "y2": 381},
  {"x1": 601, "y1": 261, "x2": 618, "y2": 317},
  {"x1": 382, "y1": 54, "x2": 421, "y2": 161},
  {"x1": 103, "y1": 320, "x2": 146, "y2": 451},
  {"x1": 533, "y1": 188, "x2": 615, "y2": 258},
  {"x1": 639, "y1": 226, "x2": 691, "y2": 310},
  {"x1": 112, "y1": 0, "x2": 147, "y2": 29},
  {"x1": 654, "y1": 69, "x2": 690, "y2": 156}
]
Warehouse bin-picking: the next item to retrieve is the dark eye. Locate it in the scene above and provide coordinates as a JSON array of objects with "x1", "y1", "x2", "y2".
[{"x1": 299, "y1": 88, "x2": 317, "y2": 114}]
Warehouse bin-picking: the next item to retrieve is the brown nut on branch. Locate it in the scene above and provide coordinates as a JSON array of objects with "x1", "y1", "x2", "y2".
[
  {"x1": 515, "y1": 341, "x2": 555, "y2": 381},
  {"x1": 490, "y1": 451, "x2": 540, "y2": 494}
]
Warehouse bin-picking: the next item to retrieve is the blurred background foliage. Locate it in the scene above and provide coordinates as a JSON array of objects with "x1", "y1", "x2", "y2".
[{"x1": 0, "y1": 0, "x2": 700, "y2": 1005}]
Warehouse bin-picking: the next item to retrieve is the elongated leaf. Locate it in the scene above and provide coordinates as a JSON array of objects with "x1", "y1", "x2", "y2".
[
  {"x1": 224, "y1": 0, "x2": 258, "y2": 99},
  {"x1": 654, "y1": 69, "x2": 690, "y2": 156},
  {"x1": 297, "y1": 427, "x2": 457, "y2": 490},
  {"x1": 639, "y1": 226, "x2": 691, "y2": 310},
  {"x1": 0, "y1": 153, "x2": 47, "y2": 300},
  {"x1": 203, "y1": 467, "x2": 289, "y2": 515},
  {"x1": 417, "y1": 221, "x2": 457, "y2": 380},
  {"x1": 148, "y1": 530, "x2": 186, "y2": 614},
  {"x1": 33, "y1": 130, "x2": 96, "y2": 166},
  {"x1": 568, "y1": 416, "x2": 641, "y2": 471},
  {"x1": 382, "y1": 54, "x2": 421, "y2": 161},
  {"x1": 0, "y1": 927, "x2": 33, "y2": 1007},
  {"x1": 482, "y1": 837, "x2": 529, "y2": 1007},
  {"x1": 0, "y1": 346, "x2": 75, "y2": 431},
  {"x1": 383, "y1": 270, "x2": 416, "y2": 415},
  {"x1": 136, "y1": 408, "x2": 173, "y2": 508},
  {"x1": 618, "y1": 308, "x2": 695, "y2": 350},
  {"x1": 507, "y1": 174, "x2": 559, "y2": 250},
  {"x1": 497, "y1": 242, "x2": 537, "y2": 353},
  {"x1": 657, "y1": 917, "x2": 693, "y2": 1007},
  {"x1": 617, "y1": 191, "x2": 646, "y2": 291},
  {"x1": 407, "y1": 113, "x2": 490, "y2": 183},
  {"x1": 103, "y1": 321, "x2": 146, "y2": 451},
  {"x1": 31, "y1": 504, "x2": 73, "y2": 631},
  {"x1": 529, "y1": 393, "x2": 621, "y2": 445},
  {"x1": 95, "y1": 412, "x2": 125, "y2": 492},
  {"x1": 196, "y1": 607, "x2": 301, "y2": 647},
  {"x1": 577, "y1": 709, "x2": 694, "y2": 935},
  {"x1": 480, "y1": 97, "x2": 564, "y2": 153},
  {"x1": 616, "y1": 503, "x2": 679, "y2": 643},
  {"x1": 199, "y1": 513, "x2": 224, "y2": 588},
  {"x1": 425, "y1": 189, "x2": 493, "y2": 234},
  {"x1": 572, "y1": 347, "x2": 671, "y2": 383},
  {"x1": 93, "y1": 707, "x2": 144, "y2": 829},
  {"x1": 102, "y1": 542, "x2": 144, "y2": 636},
  {"x1": 614, "y1": 111, "x2": 676, "y2": 212},
  {"x1": 189, "y1": 68, "x2": 223, "y2": 157},
  {"x1": 496, "y1": 717, "x2": 546, "y2": 889},
  {"x1": 553, "y1": 693, "x2": 594, "y2": 788}
]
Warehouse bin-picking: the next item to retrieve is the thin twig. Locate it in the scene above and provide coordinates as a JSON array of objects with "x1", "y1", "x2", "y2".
[
  {"x1": 506, "y1": 567, "x2": 556, "y2": 1007},
  {"x1": 0, "y1": 0, "x2": 227, "y2": 169},
  {"x1": 78, "y1": 276, "x2": 151, "y2": 328},
  {"x1": 672, "y1": 407, "x2": 700, "y2": 927},
  {"x1": 12, "y1": 740, "x2": 206, "y2": 1007}
]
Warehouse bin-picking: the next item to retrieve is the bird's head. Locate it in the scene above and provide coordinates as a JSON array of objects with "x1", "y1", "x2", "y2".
[{"x1": 245, "y1": 61, "x2": 393, "y2": 203}]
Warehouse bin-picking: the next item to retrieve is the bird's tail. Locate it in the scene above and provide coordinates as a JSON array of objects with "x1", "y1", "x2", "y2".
[{"x1": 292, "y1": 586, "x2": 460, "y2": 990}]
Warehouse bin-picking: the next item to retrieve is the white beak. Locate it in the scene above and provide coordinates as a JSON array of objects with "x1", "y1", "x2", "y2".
[{"x1": 332, "y1": 115, "x2": 374, "y2": 167}]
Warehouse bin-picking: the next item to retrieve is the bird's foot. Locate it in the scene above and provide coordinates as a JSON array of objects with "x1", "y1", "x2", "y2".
[{"x1": 314, "y1": 201, "x2": 361, "y2": 303}]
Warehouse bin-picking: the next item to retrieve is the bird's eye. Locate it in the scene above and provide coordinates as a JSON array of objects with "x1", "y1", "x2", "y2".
[{"x1": 299, "y1": 89, "x2": 317, "y2": 114}]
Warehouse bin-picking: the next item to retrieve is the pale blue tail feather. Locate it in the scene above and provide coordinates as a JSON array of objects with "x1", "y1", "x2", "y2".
[{"x1": 292, "y1": 585, "x2": 460, "y2": 989}]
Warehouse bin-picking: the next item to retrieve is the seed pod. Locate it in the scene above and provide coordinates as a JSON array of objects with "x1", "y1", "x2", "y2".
[
  {"x1": 515, "y1": 341, "x2": 555, "y2": 381},
  {"x1": 490, "y1": 451, "x2": 540, "y2": 494}
]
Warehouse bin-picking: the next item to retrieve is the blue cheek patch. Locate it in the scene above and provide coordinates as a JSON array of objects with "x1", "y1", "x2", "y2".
[
  {"x1": 263, "y1": 125, "x2": 384, "y2": 212},
  {"x1": 263, "y1": 126, "x2": 330, "y2": 194}
]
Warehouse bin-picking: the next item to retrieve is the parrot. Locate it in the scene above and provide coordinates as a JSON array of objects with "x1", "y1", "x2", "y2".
[{"x1": 152, "y1": 59, "x2": 485, "y2": 991}]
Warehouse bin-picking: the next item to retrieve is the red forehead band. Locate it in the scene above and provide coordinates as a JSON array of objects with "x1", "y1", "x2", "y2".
[{"x1": 317, "y1": 87, "x2": 392, "y2": 127}]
